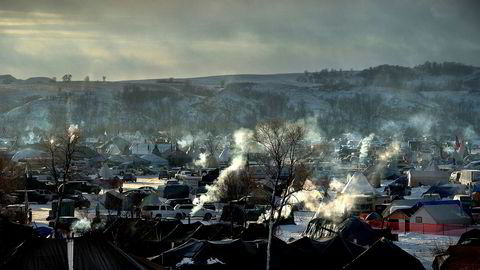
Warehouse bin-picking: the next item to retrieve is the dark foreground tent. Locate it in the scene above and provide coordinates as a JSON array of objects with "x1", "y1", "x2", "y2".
[
  {"x1": 305, "y1": 216, "x2": 393, "y2": 246},
  {"x1": 155, "y1": 238, "x2": 261, "y2": 269},
  {"x1": 433, "y1": 229, "x2": 480, "y2": 270},
  {"x1": 0, "y1": 218, "x2": 34, "y2": 264},
  {"x1": 289, "y1": 235, "x2": 366, "y2": 270},
  {"x1": 2, "y1": 236, "x2": 163, "y2": 270},
  {"x1": 343, "y1": 238, "x2": 425, "y2": 270},
  {"x1": 153, "y1": 237, "x2": 297, "y2": 270},
  {"x1": 102, "y1": 218, "x2": 182, "y2": 257}
]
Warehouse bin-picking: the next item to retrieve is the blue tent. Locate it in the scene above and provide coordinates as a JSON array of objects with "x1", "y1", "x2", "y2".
[{"x1": 422, "y1": 184, "x2": 466, "y2": 198}]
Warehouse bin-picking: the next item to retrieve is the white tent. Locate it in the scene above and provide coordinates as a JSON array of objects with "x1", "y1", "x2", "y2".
[
  {"x1": 105, "y1": 144, "x2": 122, "y2": 155},
  {"x1": 11, "y1": 148, "x2": 48, "y2": 162},
  {"x1": 341, "y1": 172, "x2": 375, "y2": 194},
  {"x1": 99, "y1": 163, "x2": 113, "y2": 179}
]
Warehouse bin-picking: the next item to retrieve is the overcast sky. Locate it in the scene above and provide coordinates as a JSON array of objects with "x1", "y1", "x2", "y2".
[{"x1": 0, "y1": 0, "x2": 479, "y2": 80}]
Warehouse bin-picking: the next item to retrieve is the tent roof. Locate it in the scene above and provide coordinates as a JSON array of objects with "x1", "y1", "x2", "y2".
[
  {"x1": 342, "y1": 172, "x2": 375, "y2": 194},
  {"x1": 11, "y1": 148, "x2": 48, "y2": 162},
  {"x1": 3, "y1": 236, "x2": 156, "y2": 270},
  {"x1": 416, "y1": 204, "x2": 471, "y2": 224},
  {"x1": 344, "y1": 238, "x2": 425, "y2": 270}
]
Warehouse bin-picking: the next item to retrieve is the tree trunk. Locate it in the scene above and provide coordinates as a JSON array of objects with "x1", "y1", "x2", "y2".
[
  {"x1": 266, "y1": 218, "x2": 274, "y2": 270},
  {"x1": 266, "y1": 175, "x2": 279, "y2": 270}
]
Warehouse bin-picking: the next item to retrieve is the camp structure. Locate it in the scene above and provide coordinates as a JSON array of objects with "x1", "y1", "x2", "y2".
[
  {"x1": 433, "y1": 229, "x2": 480, "y2": 270},
  {"x1": 409, "y1": 202, "x2": 472, "y2": 227},
  {"x1": 343, "y1": 238, "x2": 425, "y2": 270},
  {"x1": 304, "y1": 216, "x2": 393, "y2": 246},
  {"x1": 341, "y1": 172, "x2": 376, "y2": 195},
  {"x1": 1, "y1": 236, "x2": 160, "y2": 270},
  {"x1": 407, "y1": 169, "x2": 449, "y2": 187}
]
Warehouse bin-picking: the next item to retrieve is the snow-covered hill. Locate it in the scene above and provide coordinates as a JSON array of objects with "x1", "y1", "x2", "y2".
[{"x1": 1, "y1": 62, "x2": 479, "y2": 138}]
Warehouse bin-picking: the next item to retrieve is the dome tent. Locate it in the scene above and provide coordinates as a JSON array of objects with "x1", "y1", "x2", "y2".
[{"x1": 11, "y1": 148, "x2": 48, "y2": 162}]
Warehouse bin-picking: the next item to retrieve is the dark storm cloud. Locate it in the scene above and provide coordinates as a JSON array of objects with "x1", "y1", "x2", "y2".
[{"x1": 0, "y1": 0, "x2": 479, "y2": 80}]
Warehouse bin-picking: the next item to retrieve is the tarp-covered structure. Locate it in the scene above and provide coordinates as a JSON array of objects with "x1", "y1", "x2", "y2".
[
  {"x1": 344, "y1": 238, "x2": 425, "y2": 270},
  {"x1": 422, "y1": 184, "x2": 466, "y2": 198},
  {"x1": 11, "y1": 148, "x2": 48, "y2": 162},
  {"x1": 289, "y1": 235, "x2": 366, "y2": 270},
  {"x1": 0, "y1": 218, "x2": 35, "y2": 264},
  {"x1": 304, "y1": 216, "x2": 393, "y2": 246},
  {"x1": 1, "y1": 235, "x2": 162, "y2": 270},
  {"x1": 433, "y1": 229, "x2": 480, "y2": 270},
  {"x1": 102, "y1": 219, "x2": 267, "y2": 258}
]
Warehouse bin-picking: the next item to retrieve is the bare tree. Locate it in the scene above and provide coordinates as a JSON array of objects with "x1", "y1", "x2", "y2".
[
  {"x1": 252, "y1": 119, "x2": 309, "y2": 270},
  {"x1": 47, "y1": 125, "x2": 80, "y2": 237},
  {"x1": 62, "y1": 74, "x2": 72, "y2": 82},
  {"x1": 218, "y1": 169, "x2": 257, "y2": 202},
  {"x1": 204, "y1": 131, "x2": 221, "y2": 167}
]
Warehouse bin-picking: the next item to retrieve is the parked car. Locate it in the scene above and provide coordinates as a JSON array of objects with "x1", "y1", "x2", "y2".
[
  {"x1": 12, "y1": 190, "x2": 49, "y2": 204},
  {"x1": 163, "y1": 184, "x2": 190, "y2": 199},
  {"x1": 137, "y1": 186, "x2": 157, "y2": 193},
  {"x1": 60, "y1": 181, "x2": 101, "y2": 195},
  {"x1": 122, "y1": 173, "x2": 137, "y2": 182},
  {"x1": 141, "y1": 204, "x2": 180, "y2": 219},
  {"x1": 174, "y1": 204, "x2": 216, "y2": 221},
  {"x1": 165, "y1": 198, "x2": 192, "y2": 208},
  {"x1": 36, "y1": 189, "x2": 55, "y2": 201},
  {"x1": 166, "y1": 180, "x2": 180, "y2": 186},
  {"x1": 158, "y1": 170, "x2": 169, "y2": 180},
  {"x1": 65, "y1": 192, "x2": 91, "y2": 208}
]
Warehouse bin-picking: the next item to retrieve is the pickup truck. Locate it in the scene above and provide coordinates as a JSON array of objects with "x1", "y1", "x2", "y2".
[
  {"x1": 175, "y1": 171, "x2": 202, "y2": 189},
  {"x1": 174, "y1": 204, "x2": 216, "y2": 221},
  {"x1": 141, "y1": 204, "x2": 182, "y2": 219}
]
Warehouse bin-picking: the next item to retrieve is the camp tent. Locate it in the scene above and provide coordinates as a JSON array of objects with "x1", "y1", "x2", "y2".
[
  {"x1": 305, "y1": 216, "x2": 392, "y2": 246},
  {"x1": 433, "y1": 229, "x2": 480, "y2": 270},
  {"x1": 2, "y1": 236, "x2": 158, "y2": 270},
  {"x1": 342, "y1": 172, "x2": 376, "y2": 194},
  {"x1": 410, "y1": 203, "x2": 472, "y2": 226},
  {"x1": 344, "y1": 238, "x2": 425, "y2": 270},
  {"x1": 11, "y1": 148, "x2": 48, "y2": 162}
]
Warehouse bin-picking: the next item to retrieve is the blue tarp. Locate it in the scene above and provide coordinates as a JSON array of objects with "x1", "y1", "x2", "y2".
[
  {"x1": 422, "y1": 184, "x2": 465, "y2": 198},
  {"x1": 34, "y1": 226, "x2": 53, "y2": 237},
  {"x1": 413, "y1": 199, "x2": 461, "y2": 209}
]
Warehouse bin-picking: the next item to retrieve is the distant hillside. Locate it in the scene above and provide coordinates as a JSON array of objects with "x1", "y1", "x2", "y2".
[{"x1": 0, "y1": 62, "x2": 479, "y2": 140}]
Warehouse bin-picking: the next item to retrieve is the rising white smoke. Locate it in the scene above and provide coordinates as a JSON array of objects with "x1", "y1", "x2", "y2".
[
  {"x1": 68, "y1": 124, "x2": 79, "y2": 142},
  {"x1": 178, "y1": 134, "x2": 195, "y2": 148},
  {"x1": 194, "y1": 153, "x2": 208, "y2": 167},
  {"x1": 359, "y1": 133, "x2": 375, "y2": 161},
  {"x1": 71, "y1": 217, "x2": 91, "y2": 234},
  {"x1": 191, "y1": 128, "x2": 254, "y2": 214}
]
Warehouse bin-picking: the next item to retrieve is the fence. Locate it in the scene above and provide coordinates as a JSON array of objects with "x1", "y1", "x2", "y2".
[{"x1": 368, "y1": 220, "x2": 478, "y2": 236}]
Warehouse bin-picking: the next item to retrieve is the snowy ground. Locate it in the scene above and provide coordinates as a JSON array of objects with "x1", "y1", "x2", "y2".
[{"x1": 396, "y1": 233, "x2": 458, "y2": 270}]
